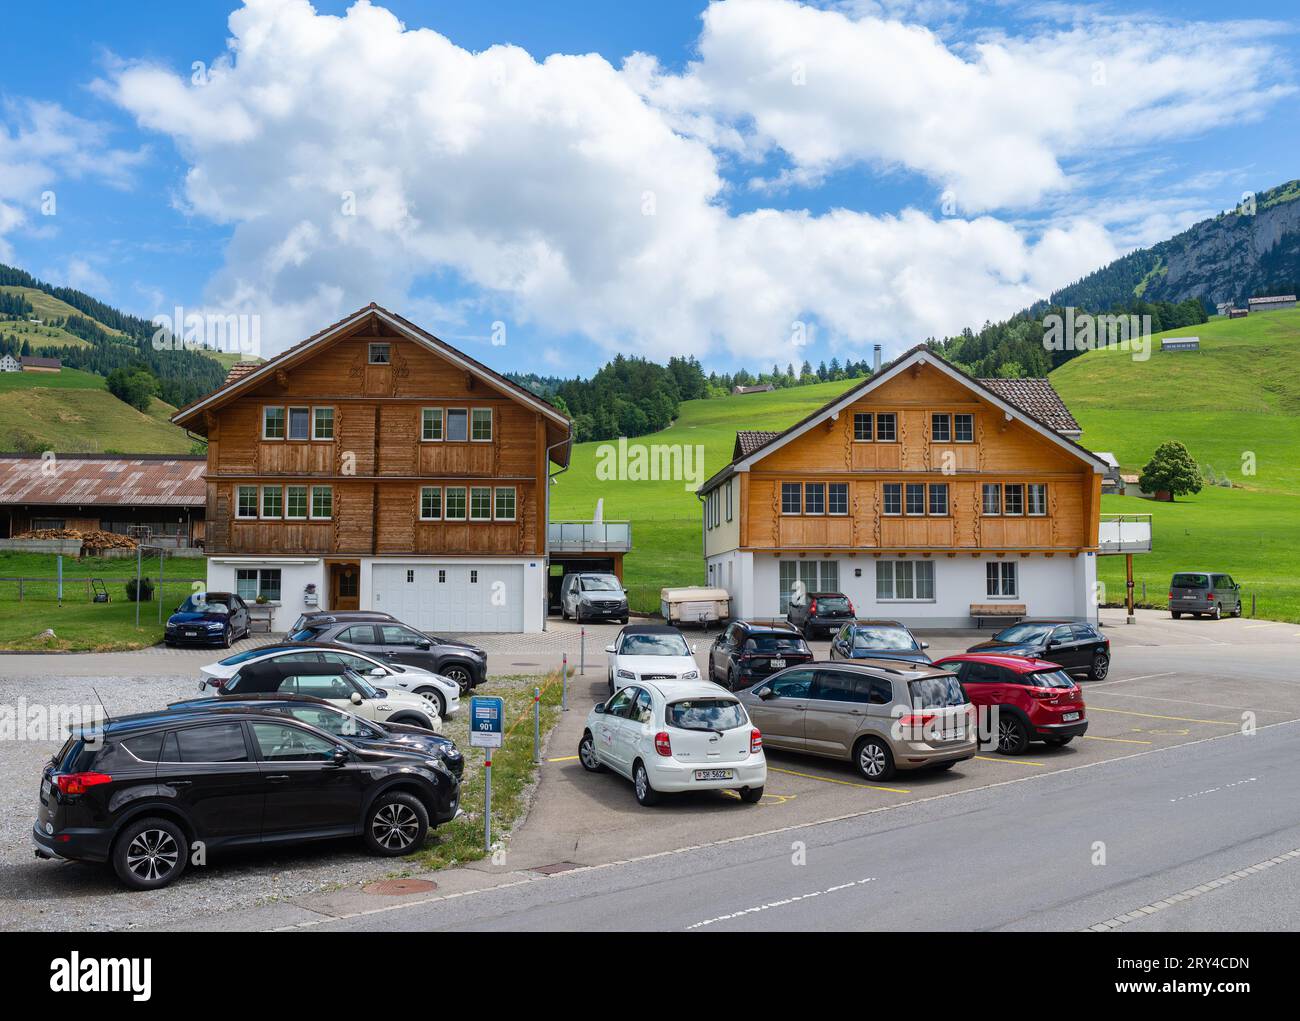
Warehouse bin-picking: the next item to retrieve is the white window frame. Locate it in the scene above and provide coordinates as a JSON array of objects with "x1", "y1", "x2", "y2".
[
  {"x1": 469, "y1": 486, "x2": 493, "y2": 521},
  {"x1": 803, "y1": 482, "x2": 826, "y2": 516},
  {"x1": 368, "y1": 342, "x2": 390, "y2": 365},
  {"x1": 312, "y1": 406, "x2": 335, "y2": 441},
  {"x1": 954, "y1": 413, "x2": 974, "y2": 443},
  {"x1": 494, "y1": 486, "x2": 517, "y2": 521},
  {"x1": 1027, "y1": 483, "x2": 1048, "y2": 516},
  {"x1": 236, "y1": 568, "x2": 282, "y2": 602},
  {"x1": 931, "y1": 413, "x2": 952, "y2": 443},
  {"x1": 1003, "y1": 483, "x2": 1025, "y2": 517},
  {"x1": 260, "y1": 485, "x2": 283, "y2": 519},
  {"x1": 725, "y1": 480, "x2": 733, "y2": 522},
  {"x1": 235, "y1": 485, "x2": 259, "y2": 519},
  {"x1": 285, "y1": 485, "x2": 308, "y2": 520},
  {"x1": 780, "y1": 482, "x2": 801, "y2": 515},
  {"x1": 309, "y1": 485, "x2": 333, "y2": 520},
  {"x1": 987, "y1": 561, "x2": 1018, "y2": 598},
  {"x1": 882, "y1": 482, "x2": 902, "y2": 516},
  {"x1": 445, "y1": 486, "x2": 468, "y2": 520},
  {"x1": 421, "y1": 407, "x2": 444, "y2": 442},
  {"x1": 446, "y1": 407, "x2": 469, "y2": 443},
  {"x1": 828, "y1": 482, "x2": 849, "y2": 516},
  {"x1": 875, "y1": 412, "x2": 898, "y2": 442},
  {"x1": 927, "y1": 483, "x2": 949, "y2": 517},
  {"x1": 853, "y1": 412, "x2": 873, "y2": 442},
  {"x1": 981, "y1": 482, "x2": 1001, "y2": 516},
  {"x1": 877, "y1": 559, "x2": 936, "y2": 602},
  {"x1": 286, "y1": 405, "x2": 311, "y2": 442},
  {"x1": 262, "y1": 406, "x2": 285, "y2": 441},
  {"x1": 419, "y1": 486, "x2": 442, "y2": 521},
  {"x1": 904, "y1": 482, "x2": 926, "y2": 517},
  {"x1": 470, "y1": 407, "x2": 493, "y2": 442}
]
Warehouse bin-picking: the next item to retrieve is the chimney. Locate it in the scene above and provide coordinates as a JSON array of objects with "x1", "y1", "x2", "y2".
[{"x1": 872, "y1": 344, "x2": 882, "y2": 375}]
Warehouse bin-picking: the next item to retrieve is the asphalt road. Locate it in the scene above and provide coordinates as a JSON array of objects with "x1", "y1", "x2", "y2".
[{"x1": 291, "y1": 715, "x2": 1300, "y2": 932}]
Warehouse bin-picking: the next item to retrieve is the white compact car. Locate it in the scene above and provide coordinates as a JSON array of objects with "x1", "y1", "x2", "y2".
[
  {"x1": 605, "y1": 624, "x2": 701, "y2": 694},
  {"x1": 198, "y1": 644, "x2": 460, "y2": 719},
  {"x1": 579, "y1": 680, "x2": 766, "y2": 806}
]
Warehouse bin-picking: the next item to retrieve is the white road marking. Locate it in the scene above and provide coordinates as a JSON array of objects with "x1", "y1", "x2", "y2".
[
  {"x1": 685, "y1": 877, "x2": 876, "y2": 930},
  {"x1": 1085, "y1": 848, "x2": 1300, "y2": 931},
  {"x1": 1168, "y1": 777, "x2": 1258, "y2": 803},
  {"x1": 1086, "y1": 672, "x2": 1178, "y2": 688},
  {"x1": 1089, "y1": 691, "x2": 1279, "y2": 714}
]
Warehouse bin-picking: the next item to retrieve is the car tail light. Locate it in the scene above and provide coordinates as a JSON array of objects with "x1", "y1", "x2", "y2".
[
  {"x1": 899, "y1": 713, "x2": 936, "y2": 727},
  {"x1": 207, "y1": 677, "x2": 226, "y2": 689},
  {"x1": 654, "y1": 732, "x2": 672, "y2": 757},
  {"x1": 1027, "y1": 688, "x2": 1058, "y2": 699},
  {"x1": 1168, "y1": 591, "x2": 1174, "y2": 601},
  {"x1": 750, "y1": 729, "x2": 763, "y2": 753},
  {"x1": 847, "y1": 600, "x2": 855, "y2": 616},
  {"x1": 56, "y1": 772, "x2": 112, "y2": 795},
  {"x1": 808, "y1": 599, "x2": 818, "y2": 614},
  {"x1": 1207, "y1": 592, "x2": 1215, "y2": 601}
]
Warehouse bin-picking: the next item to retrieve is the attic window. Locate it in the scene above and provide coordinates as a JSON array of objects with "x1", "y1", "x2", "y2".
[{"x1": 368, "y1": 342, "x2": 391, "y2": 365}]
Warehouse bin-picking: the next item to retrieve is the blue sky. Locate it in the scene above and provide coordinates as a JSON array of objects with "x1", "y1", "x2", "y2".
[{"x1": 0, "y1": 0, "x2": 1295, "y2": 378}]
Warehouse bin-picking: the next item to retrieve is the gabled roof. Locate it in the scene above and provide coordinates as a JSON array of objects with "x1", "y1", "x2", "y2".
[
  {"x1": 733, "y1": 430, "x2": 781, "y2": 459},
  {"x1": 699, "y1": 345, "x2": 1107, "y2": 493},
  {"x1": 172, "y1": 303, "x2": 571, "y2": 464},
  {"x1": 20, "y1": 355, "x2": 61, "y2": 369},
  {"x1": 976, "y1": 377, "x2": 1080, "y2": 434},
  {"x1": 0, "y1": 454, "x2": 206, "y2": 507}
]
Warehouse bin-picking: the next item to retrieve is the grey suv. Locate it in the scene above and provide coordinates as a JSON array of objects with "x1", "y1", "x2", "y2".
[
  {"x1": 287, "y1": 612, "x2": 487, "y2": 691},
  {"x1": 1169, "y1": 572, "x2": 1242, "y2": 619},
  {"x1": 736, "y1": 660, "x2": 976, "y2": 781}
]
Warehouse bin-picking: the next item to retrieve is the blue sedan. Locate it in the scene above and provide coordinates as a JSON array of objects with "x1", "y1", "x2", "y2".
[{"x1": 164, "y1": 591, "x2": 251, "y2": 648}]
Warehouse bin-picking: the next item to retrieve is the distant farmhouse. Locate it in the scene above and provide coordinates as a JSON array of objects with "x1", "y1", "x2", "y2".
[
  {"x1": 1160, "y1": 337, "x2": 1200, "y2": 353},
  {"x1": 19, "y1": 356, "x2": 60, "y2": 373},
  {"x1": 732, "y1": 383, "x2": 775, "y2": 395},
  {"x1": 1215, "y1": 301, "x2": 1234, "y2": 317},
  {"x1": 1095, "y1": 451, "x2": 1123, "y2": 493},
  {"x1": 1247, "y1": 294, "x2": 1297, "y2": 313},
  {"x1": 1229, "y1": 308, "x2": 1249, "y2": 319},
  {"x1": 0, "y1": 354, "x2": 20, "y2": 373}
]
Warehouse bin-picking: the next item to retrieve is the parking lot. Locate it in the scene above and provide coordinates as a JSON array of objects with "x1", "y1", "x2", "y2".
[{"x1": 2, "y1": 608, "x2": 1299, "y2": 930}]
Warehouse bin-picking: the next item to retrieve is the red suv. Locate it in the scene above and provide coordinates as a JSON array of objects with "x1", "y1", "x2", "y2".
[{"x1": 933, "y1": 654, "x2": 1087, "y2": 755}]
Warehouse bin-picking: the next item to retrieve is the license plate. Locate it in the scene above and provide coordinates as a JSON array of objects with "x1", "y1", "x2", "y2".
[
  {"x1": 1062, "y1": 711, "x2": 1080, "y2": 722},
  {"x1": 184, "y1": 630, "x2": 198, "y2": 637},
  {"x1": 40, "y1": 779, "x2": 51, "y2": 802},
  {"x1": 770, "y1": 658, "x2": 786, "y2": 669},
  {"x1": 694, "y1": 768, "x2": 735, "y2": 781}
]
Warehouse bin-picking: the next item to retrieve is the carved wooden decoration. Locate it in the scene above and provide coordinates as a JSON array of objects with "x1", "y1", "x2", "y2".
[
  {"x1": 275, "y1": 368, "x2": 290, "y2": 389},
  {"x1": 977, "y1": 415, "x2": 987, "y2": 471},
  {"x1": 390, "y1": 348, "x2": 410, "y2": 395},
  {"x1": 899, "y1": 413, "x2": 909, "y2": 470},
  {"x1": 1050, "y1": 486, "x2": 1061, "y2": 545},
  {"x1": 871, "y1": 485, "x2": 881, "y2": 546},
  {"x1": 971, "y1": 484, "x2": 982, "y2": 547},
  {"x1": 843, "y1": 419, "x2": 852, "y2": 469},
  {"x1": 771, "y1": 483, "x2": 780, "y2": 544},
  {"x1": 347, "y1": 349, "x2": 365, "y2": 380}
]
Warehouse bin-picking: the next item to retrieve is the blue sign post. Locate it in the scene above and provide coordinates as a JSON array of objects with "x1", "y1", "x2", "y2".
[{"x1": 469, "y1": 696, "x2": 504, "y2": 852}]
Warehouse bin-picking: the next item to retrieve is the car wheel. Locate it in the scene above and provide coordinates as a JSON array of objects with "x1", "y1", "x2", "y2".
[
  {"x1": 441, "y1": 664, "x2": 473, "y2": 693},
  {"x1": 633, "y1": 761, "x2": 661, "y2": 806},
  {"x1": 1171, "y1": 612, "x2": 1181, "y2": 619},
  {"x1": 607, "y1": 671, "x2": 615, "y2": 695},
  {"x1": 1234, "y1": 601, "x2": 1243, "y2": 618},
  {"x1": 620, "y1": 616, "x2": 629, "y2": 625},
  {"x1": 221, "y1": 627, "x2": 231, "y2": 649},
  {"x1": 388, "y1": 712, "x2": 436, "y2": 730},
  {"x1": 414, "y1": 687, "x2": 447, "y2": 719},
  {"x1": 578, "y1": 730, "x2": 605, "y2": 772},
  {"x1": 726, "y1": 666, "x2": 739, "y2": 691},
  {"x1": 738, "y1": 786, "x2": 763, "y2": 804},
  {"x1": 853, "y1": 737, "x2": 895, "y2": 781},
  {"x1": 364, "y1": 791, "x2": 429, "y2": 856},
  {"x1": 1089, "y1": 653, "x2": 1109, "y2": 680},
  {"x1": 1044, "y1": 736, "x2": 1073, "y2": 747},
  {"x1": 996, "y1": 715, "x2": 1030, "y2": 755},
  {"x1": 1213, "y1": 603, "x2": 1222, "y2": 620},
  {"x1": 112, "y1": 817, "x2": 188, "y2": 890},
  {"x1": 561, "y1": 605, "x2": 569, "y2": 620}
]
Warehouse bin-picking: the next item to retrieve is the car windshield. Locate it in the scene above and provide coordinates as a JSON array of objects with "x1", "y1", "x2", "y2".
[
  {"x1": 744, "y1": 636, "x2": 807, "y2": 653},
  {"x1": 178, "y1": 594, "x2": 229, "y2": 615},
  {"x1": 1172, "y1": 573, "x2": 1210, "y2": 589},
  {"x1": 1025, "y1": 670, "x2": 1074, "y2": 689},
  {"x1": 992, "y1": 623, "x2": 1052, "y2": 643},
  {"x1": 288, "y1": 627, "x2": 326, "y2": 642},
  {"x1": 909, "y1": 674, "x2": 967, "y2": 708},
  {"x1": 850, "y1": 626, "x2": 918, "y2": 651},
  {"x1": 815, "y1": 596, "x2": 850, "y2": 613},
  {"x1": 620, "y1": 633, "x2": 690, "y2": 656},
  {"x1": 218, "y1": 645, "x2": 295, "y2": 666},
  {"x1": 281, "y1": 706, "x2": 381, "y2": 738},
  {"x1": 666, "y1": 698, "x2": 748, "y2": 732},
  {"x1": 580, "y1": 575, "x2": 621, "y2": 592},
  {"x1": 347, "y1": 670, "x2": 381, "y2": 698}
]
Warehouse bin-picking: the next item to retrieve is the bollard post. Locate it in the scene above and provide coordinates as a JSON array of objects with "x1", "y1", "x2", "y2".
[
  {"x1": 533, "y1": 687, "x2": 541, "y2": 764},
  {"x1": 561, "y1": 653, "x2": 569, "y2": 712},
  {"x1": 1141, "y1": 581, "x2": 1146, "y2": 603},
  {"x1": 484, "y1": 754, "x2": 492, "y2": 853},
  {"x1": 1251, "y1": 592, "x2": 1256, "y2": 617},
  {"x1": 580, "y1": 627, "x2": 586, "y2": 675}
]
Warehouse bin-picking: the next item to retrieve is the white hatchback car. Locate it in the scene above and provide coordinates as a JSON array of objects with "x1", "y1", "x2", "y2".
[
  {"x1": 579, "y1": 680, "x2": 766, "y2": 806},
  {"x1": 605, "y1": 624, "x2": 701, "y2": 695},
  {"x1": 198, "y1": 644, "x2": 460, "y2": 719}
]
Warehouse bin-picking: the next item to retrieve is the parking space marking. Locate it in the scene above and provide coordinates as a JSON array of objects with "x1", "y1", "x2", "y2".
[
  {"x1": 1088, "y1": 691, "x2": 1282, "y2": 714},
  {"x1": 1081, "y1": 734, "x2": 1152, "y2": 745},
  {"x1": 547, "y1": 755, "x2": 579, "y2": 762},
  {"x1": 1087, "y1": 706, "x2": 1239, "y2": 727},
  {"x1": 1086, "y1": 672, "x2": 1178, "y2": 688},
  {"x1": 767, "y1": 765, "x2": 910, "y2": 794},
  {"x1": 685, "y1": 876, "x2": 876, "y2": 930},
  {"x1": 975, "y1": 755, "x2": 1046, "y2": 767}
]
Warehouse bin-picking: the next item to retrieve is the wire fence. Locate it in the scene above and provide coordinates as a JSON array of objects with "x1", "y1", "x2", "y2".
[{"x1": 0, "y1": 577, "x2": 204, "y2": 603}]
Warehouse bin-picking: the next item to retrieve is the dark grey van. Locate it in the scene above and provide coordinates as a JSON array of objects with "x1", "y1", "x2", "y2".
[{"x1": 1169, "y1": 572, "x2": 1242, "y2": 619}]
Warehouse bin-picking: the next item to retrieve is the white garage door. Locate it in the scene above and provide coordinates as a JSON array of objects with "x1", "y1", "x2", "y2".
[{"x1": 372, "y1": 563, "x2": 525, "y2": 633}]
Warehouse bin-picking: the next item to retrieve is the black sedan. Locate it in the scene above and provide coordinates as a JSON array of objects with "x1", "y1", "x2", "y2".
[
  {"x1": 827, "y1": 620, "x2": 932, "y2": 665},
  {"x1": 966, "y1": 618, "x2": 1111, "y2": 680},
  {"x1": 164, "y1": 591, "x2": 251, "y2": 647},
  {"x1": 167, "y1": 693, "x2": 464, "y2": 780}
]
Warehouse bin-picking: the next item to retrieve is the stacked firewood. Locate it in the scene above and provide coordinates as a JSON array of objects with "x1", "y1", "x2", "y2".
[{"x1": 14, "y1": 528, "x2": 139, "y2": 551}]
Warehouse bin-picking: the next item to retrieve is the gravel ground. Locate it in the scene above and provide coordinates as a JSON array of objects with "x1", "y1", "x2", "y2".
[{"x1": 0, "y1": 671, "x2": 533, "y2": 931}]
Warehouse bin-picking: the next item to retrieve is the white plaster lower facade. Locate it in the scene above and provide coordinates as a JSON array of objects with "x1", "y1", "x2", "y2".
[
  {"x1": 206, "y1": 555, "x2": 548, "y2": 633},
  {"x1": 706, "y1": 549, "x2": 1099, "y2": 628}
]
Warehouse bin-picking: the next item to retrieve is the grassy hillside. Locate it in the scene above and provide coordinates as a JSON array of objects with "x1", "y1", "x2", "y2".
[
  {"x1": 0, "y1": 367, "x2": 193, "y2": 453},
  {"x1": 551, "y1": 379, "x2": 859, "y2": 608},
  {"x1": 1050, "y1": 309, "x2": 1300, "y2": 621}
]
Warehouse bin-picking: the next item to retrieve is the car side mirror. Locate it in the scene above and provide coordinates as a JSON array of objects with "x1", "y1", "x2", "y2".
[
  {"x1": 416, "y1": 640, "x2": 431, "y2": 650},
  {"x1": 593, "y1": 702, "x2": 606, "y2": 714},
  {"x1": 604, "y1": 644, "x2": 616, "y2": 654},
  {"x1": 756, "y1": 687, "x2": 774, "y2": 700},
  {"x1": 330, "y1": 747, "x2": 349, "y2": 767},
  {"x1": 369, "y1": 667, "x2": 386, "y2": 676},
  {"x1": 920, "y1": 642, "x2": 930, "y2": 650},
  {"x1": 350, "y1": 692, "x2": 363, "y2": 705},
  {"x1": 1047, "y1": 639, "x2": 1060, "y2": 648},
  {"x1": 691, "y1": 644, "x2": 699, "y2": 655}
]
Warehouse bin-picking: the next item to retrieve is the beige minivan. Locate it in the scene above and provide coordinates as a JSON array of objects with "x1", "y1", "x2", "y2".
[{"x1": 735, "y1": 660, "x2": 976, "y2": 781}]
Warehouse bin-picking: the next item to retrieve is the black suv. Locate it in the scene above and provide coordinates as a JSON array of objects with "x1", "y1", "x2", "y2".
[
  {"x1": 288, "y1": 612, "x2": 487, "y2": 691},
  {"x1": 708, "y1": 621, "x2": 813, "y2": 690},
  {"x1": 166, "y1": 694, "x2": 464, "y2": 780},
  {"x1": 967, "y1": 618, "x2": 1112, "y2": 680},
  {"x1": 32, "y1": 703, "x2": 459, "y2": 890},
  {"x1": 786, "y1": 591, "x2": 856, "y2": 639}
]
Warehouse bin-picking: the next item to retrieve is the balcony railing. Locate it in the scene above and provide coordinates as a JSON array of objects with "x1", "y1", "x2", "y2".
[
  {"x1": 1098, "y1": 514, "x2": 1152, "y2": 554},
  {"x1": 548, "y1": 520, "x2": 632, "y2": 553}
]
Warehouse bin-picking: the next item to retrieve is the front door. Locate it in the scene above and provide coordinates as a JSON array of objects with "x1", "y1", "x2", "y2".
[{"x1": 331, "y1": 563, "x2": 360, "y2": 612}]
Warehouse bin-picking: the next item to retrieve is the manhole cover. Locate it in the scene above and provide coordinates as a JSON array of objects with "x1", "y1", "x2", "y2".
[
  {"x1": 531, "y1": 861, "x2": 583, "y2": 875},
  {"x1": 364, "y1": 878, "x2": 437, "y2": 896}
]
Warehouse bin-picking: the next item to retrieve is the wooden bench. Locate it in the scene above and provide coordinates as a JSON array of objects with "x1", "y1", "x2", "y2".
[
  {"x1": 247, "y1": 604, "x2": 276, "y2": 634},
  {"x1": 970, "y1": 603, "x2": 1026, "y2": 628}
]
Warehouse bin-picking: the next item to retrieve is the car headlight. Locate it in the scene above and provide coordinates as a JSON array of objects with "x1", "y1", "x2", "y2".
[
  {"x1": 206, "y1": 622, "x2": 225, "y2": 630},
  {"x1": 681, "y1": 669, "x2": 700, "y2": 680},
  {"x1": 617, "y1": 669, "x2": 635, "y2": 679}
]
